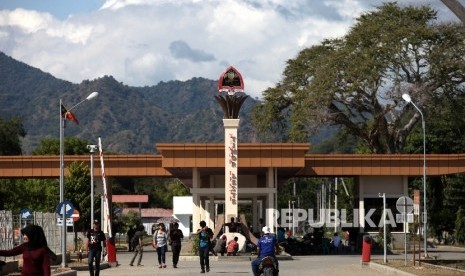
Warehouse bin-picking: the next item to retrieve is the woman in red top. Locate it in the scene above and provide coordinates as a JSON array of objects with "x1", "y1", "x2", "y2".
[{"x1": 0, "y1": 225, "x2": 52, "y2": 276}]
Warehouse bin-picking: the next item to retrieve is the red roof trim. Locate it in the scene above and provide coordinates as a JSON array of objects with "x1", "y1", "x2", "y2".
[{"x1": 113, "y1": 195, "x2": 149, "y2": 203}]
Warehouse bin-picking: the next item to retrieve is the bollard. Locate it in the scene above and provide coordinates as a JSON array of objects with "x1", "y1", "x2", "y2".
[
  {"x1": 361, "y1": 235, "x2": 372, "y2": 264},
  {"x1": 106, "y1": 238, "x2": 117, "y2": 266}
]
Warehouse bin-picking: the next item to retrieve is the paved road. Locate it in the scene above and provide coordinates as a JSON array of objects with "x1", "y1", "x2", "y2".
[
  {"x1": 75, "y1": 245, "x2": 465, "y2": 275},
  {"x1": 76, "y1": 249, "x2": 384, "y2": 276}
]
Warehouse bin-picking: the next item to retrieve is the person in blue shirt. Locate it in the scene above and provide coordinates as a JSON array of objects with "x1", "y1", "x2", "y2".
[
  {"x1": 251, "y1": 226, "x2": 279, "y2": 276},
  {"x1": 197, "y1": 220, "x2": 213, "y2": 273}
]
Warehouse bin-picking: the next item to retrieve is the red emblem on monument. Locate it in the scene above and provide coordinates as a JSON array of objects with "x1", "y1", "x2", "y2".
[{"x1": 217, "y1": 66, "x2": 244, "y2": 94}]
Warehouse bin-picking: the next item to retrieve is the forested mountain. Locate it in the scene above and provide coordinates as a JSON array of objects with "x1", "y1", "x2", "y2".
[{"x1": 0, "y1": 52, "x2": 261, "y2": 154}]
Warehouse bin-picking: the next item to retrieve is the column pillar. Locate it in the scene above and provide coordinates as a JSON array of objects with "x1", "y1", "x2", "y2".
[
  {"x1": 192, "y1": 168, "x2": 201, "y2": 231},
  {"x1": 359, "y1": 177, "x2": 365, "y2": 229},
  {"x1": 208, "y1": 196, "x2": 215, "y2": 228},
  {"x1": 252, "y1": 197, "x2": 258, "y2": 231},
  {"x1": 223, "y1": 118, "x2": 239, "y2": 223},
  {"x1": 265, "y1": 167, "x2": 276, "y2": 232},
  {"x1": 200, "y1": 198, "x2": 206, "y2": 223}
]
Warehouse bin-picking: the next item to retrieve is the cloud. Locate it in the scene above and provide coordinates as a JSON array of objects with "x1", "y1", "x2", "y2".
[
  {"x1": 0, "y1": 0, "x2": 460, "y2": 98},
  {"x1": 0, "y1": 8, "x2": 53, "y2": 33},
  {"x1": 169, "y1": 40, "x2": 215, "y2": 62}
]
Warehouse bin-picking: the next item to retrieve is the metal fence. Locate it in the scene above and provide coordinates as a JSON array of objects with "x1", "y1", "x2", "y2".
[{"x1": 0, "y1": 210, "x2": 60, "y2": 255}]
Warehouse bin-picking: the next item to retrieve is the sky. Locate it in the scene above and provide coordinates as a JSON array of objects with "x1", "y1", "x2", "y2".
[{"x1": 0, "y1": 0, "x2": 461, "y2": 99}]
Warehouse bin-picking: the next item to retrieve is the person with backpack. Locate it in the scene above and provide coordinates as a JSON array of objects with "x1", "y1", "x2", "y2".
[
  {"x1": 86, "y1": 220, "x2": 107, "y2": 276},
  {"x1": 129, "y1": 225, "x2": 145, "y2": 266},
  {"x1": 197, "y1": 220, "x2": 213, "y2": 273},
  {"x1": 152, "y1": 223, "x2": 169, "y2": 268}
]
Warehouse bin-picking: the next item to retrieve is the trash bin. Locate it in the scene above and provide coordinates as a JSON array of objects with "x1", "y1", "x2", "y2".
[{"x1": 361, "y1": 235, "x2": 372, "y2": 263}]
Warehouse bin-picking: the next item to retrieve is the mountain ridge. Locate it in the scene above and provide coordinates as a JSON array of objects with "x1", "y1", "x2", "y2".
[{"x1": 0, "y1": 52, "x2": 260, "y2": 154}]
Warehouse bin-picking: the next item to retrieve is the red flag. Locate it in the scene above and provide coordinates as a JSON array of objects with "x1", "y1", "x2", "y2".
[{"x1": 61, "y1": 104, "x2": 79, "y2": 124}]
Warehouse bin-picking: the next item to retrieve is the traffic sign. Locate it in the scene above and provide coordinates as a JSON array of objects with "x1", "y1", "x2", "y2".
[
  {"x1": 57, "y1": 217, "x2": 74, "y2": 226},
  {"x1": 413, "y1": 190, "x2": 420, "y2": 215},
  {"x1": 20, "y1": 208, "x2": 33, "y2": 220},
  {"x1": 396, "y1": 213, "x2": 414, "y2": 223},
  {"x1": 396, "y1": 196, "x2": 414, "y2": 214},
  {"x1": 71, "y1": 209, "x2": 80, "y2": 222},
  {"x1": 56, "y1": 201, "x2": 74, "y2": 217}
]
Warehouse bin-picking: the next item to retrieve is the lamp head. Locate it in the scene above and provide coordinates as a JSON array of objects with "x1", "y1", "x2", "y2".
[
  {"x1": 402, "y1": 93, "x2": 411, "y2": 103},
  {"x1": 86, "y1": 92, "x2": 99, "y2": 100}
]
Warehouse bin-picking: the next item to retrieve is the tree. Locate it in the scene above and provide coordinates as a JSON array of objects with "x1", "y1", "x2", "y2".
[
  {"x1": 252, "y1": 3, "x2": 465, "y2": 154},
  {"x1": 66, "y1": 161, "x2": 97, "y2": 232},
  {"x1": 0, "y1": 118, "x2": 55, "y2": 212},
  {"x1": 121, "y1": 210, "x2": 142, "y2": 234},
  {"x1": 0, "y1": 116, "x2": 25, "y2": 155},
  {"x1": 145, "y1": 178, "x2": 190, "y2": 209},
  {"x1": 32, "y1": 137, "x2": 90, "y2": 155},
  {"x1": 404, "y1": 89, "x2": 465, "y2": 240},
  {"x1": 455, "y1": 207, "x2": 465, "y2": 244}
]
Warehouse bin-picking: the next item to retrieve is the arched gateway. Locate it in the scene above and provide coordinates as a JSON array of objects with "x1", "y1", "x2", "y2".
[{"x1": 1, "y1": 145, "x2": 465, "y2": 236}]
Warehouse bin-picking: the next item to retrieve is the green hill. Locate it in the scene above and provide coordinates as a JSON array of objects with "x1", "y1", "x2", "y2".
[{"x1": 0, "y1": 52, "x2": 260, "y2": 154}]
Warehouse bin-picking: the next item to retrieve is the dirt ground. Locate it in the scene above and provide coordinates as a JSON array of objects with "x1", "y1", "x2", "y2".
[{"x1": 374, "y1": 259, "x2": 465, "y2": 276}]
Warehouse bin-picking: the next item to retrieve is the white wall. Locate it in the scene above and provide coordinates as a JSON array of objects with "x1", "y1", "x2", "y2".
[
  {"x1": 173, "y1": 214, "x2": 191, "y2": 237},
  {"x1": 173, "y1": 196, "x2": 193, "y2": 214},
  {"x1": 173, "y1": 196, "x2": 193, "y2": 236}
]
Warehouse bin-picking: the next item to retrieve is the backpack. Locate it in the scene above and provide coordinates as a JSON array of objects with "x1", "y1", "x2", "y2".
[{"x1": 198, "y1": 227, "x2": 213, "y2": 248}]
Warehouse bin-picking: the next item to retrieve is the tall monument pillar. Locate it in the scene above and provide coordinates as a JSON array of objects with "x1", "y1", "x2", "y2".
[
  {"x1": 215, "y1": 66, "x2": 248, "y2": 222},
  {"x1": 223, "y1": 118, "x2": 239, "y2": 221}
]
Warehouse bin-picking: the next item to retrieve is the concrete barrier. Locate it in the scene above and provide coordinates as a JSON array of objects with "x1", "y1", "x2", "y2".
[
  {"x1": 0, "y1": 260, "x2": 19, "y2": 275},
  {"x1": 52, "y1": 268, "x2": 77, "y2": 276}
]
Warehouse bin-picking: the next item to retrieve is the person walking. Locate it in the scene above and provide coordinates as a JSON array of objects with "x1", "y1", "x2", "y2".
[
  {"x1": 129, "y1": 225, "x2": 145, "y2": 266},
  {"x1": 169, "y1": 222, "x2": 184, "y2": 268},
  {"x1": 86, "y1": 220, "x2": 107, "y2": 276},
  {"x1": 197, "y1": 220, "x2": 213, "y2": 273},
  {"x1": 0, "y1": 224, "x2": 55, "y2": 276},
  {"x1": 152, "y1": 223, "x2": 168, "y2": 268}
]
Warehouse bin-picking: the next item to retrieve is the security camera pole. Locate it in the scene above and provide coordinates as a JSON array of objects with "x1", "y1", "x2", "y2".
[{"x1": 87, "y1": 144, "x2": 98, "y2": 229}]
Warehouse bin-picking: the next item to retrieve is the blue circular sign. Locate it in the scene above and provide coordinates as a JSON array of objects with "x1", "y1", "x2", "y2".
[
  {"x1": 56, "y1": 201, "x2": 75, "y2": 217},
  {"x1": 20, "y1": 208, "x2": 33, "y2": 220}
]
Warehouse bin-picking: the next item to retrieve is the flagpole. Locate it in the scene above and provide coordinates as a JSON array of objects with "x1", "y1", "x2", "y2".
[{"x1": 59, "y1": 98, "x2": 66, "y2": 268}]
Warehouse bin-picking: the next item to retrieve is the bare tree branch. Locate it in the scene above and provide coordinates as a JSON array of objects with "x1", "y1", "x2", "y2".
[{"x1": 441, "y1": 0, "x2": 465, "y2": 24}]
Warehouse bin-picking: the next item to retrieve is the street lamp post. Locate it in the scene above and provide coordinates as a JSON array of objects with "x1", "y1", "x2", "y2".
[
  {"x1": 59, "y1": 92, "x2": 98, "y2": 267},
  {"x1": 378, "y1": 192, "x2": 387, "y2": 263},
  {"x1": 402, "y1": 93, "x2": 427, "y2": 258},
  {"x1": 291, "y1": 200, "x2": 295, "y2": 237},
  {"x1": 87, "y1": 145, "x2": 98, "y2": 229}
]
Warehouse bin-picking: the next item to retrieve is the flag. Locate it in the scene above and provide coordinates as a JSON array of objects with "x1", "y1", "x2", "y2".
[{"x1": 61, "y1": 104, "x2": 79, "y2": 125}]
